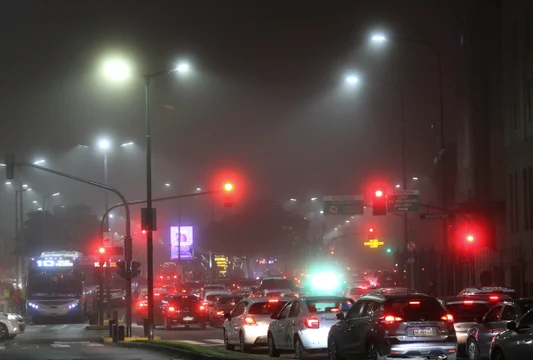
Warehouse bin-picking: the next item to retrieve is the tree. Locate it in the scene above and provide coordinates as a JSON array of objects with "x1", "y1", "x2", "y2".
[
  {"x1": 22, "y1": 204, "x2": 100, "y2": 257},
  {"x1": 200, "y1": 200, "x2": 309, "y2": 257}
]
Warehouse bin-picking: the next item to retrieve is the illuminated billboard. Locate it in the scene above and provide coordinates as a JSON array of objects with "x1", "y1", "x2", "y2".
[{"x1": 170, "y1": 226, "x2": 194, "y2": 260}]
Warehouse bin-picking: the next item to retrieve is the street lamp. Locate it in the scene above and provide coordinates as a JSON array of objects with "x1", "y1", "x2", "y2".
[
  {"x1": 345, "y1": 75, "x2": 360, "y2": 84},
  {"x1": 102, "y1": 58, "x2": 132, "y2": 81},
  {"x1": 33, "y1": 159, "x2": 46, "y2": 165},
  {"x1": 120, "y1": 142, "x2": 134, "y2": 147},
  {"x1": 143, "y1": 60, "x2": 191, "y2": 340}
]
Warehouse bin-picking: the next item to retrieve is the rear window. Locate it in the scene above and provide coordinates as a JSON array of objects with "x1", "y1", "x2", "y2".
[
  {"x1": 217, "y1": 296, "x2": 243, "y2": 305},
  {"x1": 248, "y1": 301, "x2": 287, "y2": 315},
  {"x1": 385, "y1": 298, "x2": 446, "y2": 321},
  {"x1": 206, "y1": 294, "x2": 227, "y2": 301},
  {"x1": 446, "y1": 303, "x2": 490, "y2": 322},
  {"x1": 307, "y1": 299, "x2": 354, "y2": 313},
  {"x1": 169, "y1": 296, "x2": 200, "y2": 306}
]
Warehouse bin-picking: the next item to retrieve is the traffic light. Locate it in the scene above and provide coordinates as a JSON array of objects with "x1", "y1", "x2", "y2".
[
  {"x1": 368, "y1": 227, "x2": 376, "y2": 240},
  {"x1": 98, "y1": 247, "x2": 105, "y2": 254},
  {"x1": 223, "y1": 182, "x2": 234, "y2": 208},
  {"x1": 466, "y1": 234, "x2": 475, "y2": 243},
  {"x1": 116, "y1": 260, "x2": 127, "y2": 278},
  {"x1": 372, "y1": 189, "x2": 387, "y2": 216},
  {"x1": 98, "y1": 247, "x2": 106, "y2": 267},
  {"x1": 386, "y1": 247, "x2": 392, "y2": 254},
  {"x1": 4, "y1": 153, "x2": 15, "y2": 180},
  {"x1": 130, "y1": 260, "x2": 141, "y2": 278}
]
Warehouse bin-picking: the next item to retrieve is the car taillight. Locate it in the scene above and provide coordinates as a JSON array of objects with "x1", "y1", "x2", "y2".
[
  {"x1": 173, "y1": 275, "x2": 178, "y2": 279},
  {"x1": 441, "y1": 314, "x2": 454, "y2": 322},
  {"x1": 268, "y1": 299, "x2": 279, "y2": 303},
  {"x1": 381, "y1": 315, "x2": 403, "y2": 324},
  {"x1": 304, "y1": 317, "x2": 320, "y2": 329},
  {"x1": 217, "y1": 310, "x2": 224, "y2": 315},
  {"x1": 464, "y1": 300, "x2": 474, "y2": 305},
  {"x1": 168, "y1": 306, "x2": 176, "y2": 312},
  {"x1": 409, "y1": 301, "x2": 421, "y2": 305},
  {"x1": 489, "y1": 296, "x2": 499, "y2": 301},
  {"x1": 138, "y1": 302, "x2": 147, "y2": 308},
  {"x1": 160, "y1": 276, "x2": 163, "y2": 279},
  {"x1": 199, "y1": 305, "x2": 205, "y2": 310},
  {"x1": 244, "y1": 317, "x2": 257, "y2": 326}
]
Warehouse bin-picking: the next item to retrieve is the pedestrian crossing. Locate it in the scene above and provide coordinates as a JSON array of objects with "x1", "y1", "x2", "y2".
[{"x1": 23, "y1": 323, "x2": 89, "y2": 332}]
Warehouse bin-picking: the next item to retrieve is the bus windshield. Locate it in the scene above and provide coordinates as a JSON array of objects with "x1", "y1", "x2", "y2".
[{"x1": 28, "y1": 273, "x2": 82, "y2": 298}]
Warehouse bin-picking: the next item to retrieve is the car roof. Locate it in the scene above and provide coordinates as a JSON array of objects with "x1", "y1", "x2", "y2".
[
  {"x1": 439, "y1": 296, "x2": 490, "y2": 304},
  {"x1": 362, "y1": 293, "x2": 432, "y2": 301},
  {"x1": 244, "y1": 297, "x2": 292, "y2": 303},
  {"x1": 299, "y1": 296, "x2": 352, "y2": 301}
]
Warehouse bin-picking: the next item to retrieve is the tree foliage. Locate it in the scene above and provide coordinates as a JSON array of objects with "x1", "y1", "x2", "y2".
[
  {"x1": 199, "y1": 200, "x2": 309, "y2": 257},
  {"x1": 22, "y1": 204, "x2": 100, "y2": 257}
]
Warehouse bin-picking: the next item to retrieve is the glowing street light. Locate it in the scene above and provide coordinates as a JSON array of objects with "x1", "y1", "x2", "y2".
[
  {"x1": 33, "y1": 159, "x2": 46, "y2": 165},
  {"x1": 102, "y1": 58, "x2": 132, "y2": 81},
  {"x1": 5, "y1": 181, "x2": 11, "y2": 185},
  {"x1": 164, "y1": 183, "x2": 171, "y2": 187},
  {"x1": 311, "y1": 197, "x2": 318, "y2": 201},
  {"x1": 395, "y1": 184, "x2": 401, "y2": 188},
  {"x1": 22, "y1": 184, "x2": 28, "y2": 189},
  {"x1": 51, "y1": 192, "x2": 60, "y2": 197},
  {"x1": 290, "y1": 198, "x2": 297, "y2": 202},
  {"x1": 412, "y1": 177, "x2": 419, "y2": 180},
  {"x1": 98, "y1": 139, "x2": 111, "y2": 150},
  {"x1": 345, "y1": 75, "x2": 360, "y2": 84},
  {"x1": 174, "y1": 62, "x2": 190, "y2": 73},
  {"x1": 196, "y1": 187, "x2": 202, "y2": 191},
  {"x1": 370, "y1": 33, "x2": 388, "y2": 43},
  {"x1": 120, "y1": 142, "x2": 134, "y2": 147}
]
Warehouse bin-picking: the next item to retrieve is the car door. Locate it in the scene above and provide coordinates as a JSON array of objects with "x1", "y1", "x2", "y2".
[
  {"x1": 337, "y1": 300, "x2": 365, "y2": 356},
  {"x1": 285, "y1": 300, "x2": 301, "y2": 350},
  {"x1": 228, "y1": 301, "x2": 246, "y2": 342},
  {"x1": 351, "y1": 301, "x2": 381, "y2": 355},
  {"x1": 509, "y1": 310, "x2": 533, "y2": 358},
  {"x1": 271, "y1": 301, "x2": 293, "y2": 349},
  {"x1": 477, "y1": 305, "x2": 504, "y2": 355}
]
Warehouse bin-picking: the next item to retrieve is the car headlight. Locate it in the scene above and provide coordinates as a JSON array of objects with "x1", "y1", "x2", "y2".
[{"x1": 7, "y1": 314, "x2": 18, "y2": 320}]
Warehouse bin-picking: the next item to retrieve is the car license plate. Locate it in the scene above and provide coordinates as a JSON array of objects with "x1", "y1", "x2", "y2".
[
  {"x1": 183, "y1": 316, "x2": 194, "y2": 321},
  {"x1": 413, "y1": 327, "x2": 434, "y2": 336}
]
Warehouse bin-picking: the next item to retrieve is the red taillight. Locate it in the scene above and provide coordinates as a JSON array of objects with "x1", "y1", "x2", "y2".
[
  {"x1": 441, "y1": 314, "x2": 454, "y2": 322},
  {"x1": 168, "y1": 306, "x2": 176, "y2": 312},
  {"x1": 268, "y1": 299, "x2": 279, "y2": 303},
  {"x1": 199, "y1": 305, "x2": 205, "y2": 311},
  {"x1": 330, "y1": 308, "x2": 340, "y2": 312},
  {"x1": 409, "y1": 301, "x2": 421, "y2": 305},
  {"x1": 381, "y1": 315, "x2": 403, "y2": 324},
  {"x1": 173, "y1": 275, "x2": 178, "y2": 279},
  {"x1": 304, "y1": 317, "x2": 320, "y2": 329},
  {"x1": 464, "y1": 300, "x2": 474, "y2": 305},
  {"x1": 216, "y1": 310, "x2": 224, "y2": 315},
  {"x1": 138, "y1": 302, "x2": 147, "y2": 308},
  {"x1": 182, "y1": 289, "x2": 187, "y2": 293},
  {"x1": 159, "y1": 276, "x2": 163, "y2": 279},
  {"x1": 489, "y1": 296, "x2": 499, "y2": 301},
  {"x1": 244, "y1": 317, "x2": 257, "y2": 326}
]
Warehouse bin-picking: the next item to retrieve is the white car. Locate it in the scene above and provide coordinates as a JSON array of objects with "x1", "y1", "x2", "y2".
[
  {"x1": 0, "y1": 313, "x2": 25, "y2": 340},
  {"x1": 223, "y1": 297, "x2": 289, "y2": 352},
  {"x1": 267, "y1": 296, "x2": 354, "y2": 359}
]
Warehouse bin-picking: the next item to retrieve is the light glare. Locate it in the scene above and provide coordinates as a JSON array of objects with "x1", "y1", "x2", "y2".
[
  {"x1": 103, "y1": 58, "x2": 132, "y2": 81},
  {"x1": 33, "y1": 159, "x2": 46, "y2": 165},
  {"x1": 345, "y1": 75, "x2": 359, "y2": 84},
  {"x1": 98, "y1": 139, "x2": 111, "y2": 150},
  {"x1": 371, "y1": 34, "x2": 387, "y2": 43},
  {"x1": 175, "y1": 62, "x2": 190, "y2": 73}
]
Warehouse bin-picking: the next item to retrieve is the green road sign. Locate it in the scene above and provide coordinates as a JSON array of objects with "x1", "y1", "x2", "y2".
[
  {"x1": 388, "y1": 190, "x2": 420, "y2": 212},
  {"x1": 323, "y1": 195, "x2": 364, "y2": 215}
]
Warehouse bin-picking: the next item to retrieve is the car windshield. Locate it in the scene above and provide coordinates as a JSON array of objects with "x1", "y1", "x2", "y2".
[
  {"x1": 385, "y1": 298, "x2": 447, "y2": 321},
  {"x1": 260, "y1": 279, "x2": 295, "y2": 290},
  {"x1": 307, "y1": 299, "x2": 354, "y2": 313},
  {"x1": 27, "y1": 273, "x2": 82, "y2": 297},
  {"x1": 248, "y1": 301, "x2": 287, "y2": 315},
  {"x1": 446, "y1": 302, "x2": 491, "y2": 322}
]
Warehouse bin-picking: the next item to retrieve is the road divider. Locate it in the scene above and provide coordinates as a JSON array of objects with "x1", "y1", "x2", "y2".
[
  {"x1": 116, "y1": 340, "x2": 271, "y2": 359},
  {"x1": 101, "y1": 336, "x2": 161, "y2": 343}
]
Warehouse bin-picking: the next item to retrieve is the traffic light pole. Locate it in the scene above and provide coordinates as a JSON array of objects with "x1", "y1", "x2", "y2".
[{"x1": 13, "y1": 163, "x2": 133, "y2": 336}]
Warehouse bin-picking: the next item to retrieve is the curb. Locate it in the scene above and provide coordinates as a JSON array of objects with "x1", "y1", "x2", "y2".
[
  {"x1": 115, "y1": 341, "x2": 212, "y2": 360},
  {"x1": 100, "y1": 336, "x2": 161, "y2": 343}
]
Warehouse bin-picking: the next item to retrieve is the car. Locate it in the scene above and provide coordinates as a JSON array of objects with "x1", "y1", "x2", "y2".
[
  {"x1": 223, "y1": 297, "x2": 289, "y2": 352},
  {"x1": 210, "y1": 295, "x2": 244, "y2": 327},
  {"x1": 0, "y1": 312, "x2": 25, "y2": 340},
  {"x1": 160, "y1": 294, "x2": 207, "y2": 329},
  {"x1": 439, "y1": 296, "x2": 496, "y2": 357},
  {"x1": 466, "y1": 297, "x2": 533, "y2": 360},
  {"x1": 490, "y1": 308, "x2": 533, "y2": 359},
  {"x1": 134, "y1": 288, "x2": 168, "y2": 325},
  {"x1": 346, "y1": 285, "x2": 375, "y2": 302},
  {"x1": 267, "y1": 296, "x2": 354, "y2": 359},
  {"x1": 458, "y1": 286, "x2": 516, "y2": 298},
  {"x1": 328, "y1": 292, "x2": 457, "y2": 360}
]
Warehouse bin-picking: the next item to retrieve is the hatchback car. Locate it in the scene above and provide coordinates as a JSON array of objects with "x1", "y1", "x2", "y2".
[
  {"x1": 160, "y1": 294, "x2": 207, "y2": 329},
  {"x1": 466, "y1": 297, "x2": 533, "y2": 360},
  {"x1": 328, "y1": 292, "x2": 457, "y2": 360},
  {"x1": 223, "y1": 297, "x2": 288, "y2": 352},
  {"x1": 0, "y1": 313, "x2": 25, "y2": 340},
  {"x1": 267, "y1": 296, "x2": 354, "y2": 359}
]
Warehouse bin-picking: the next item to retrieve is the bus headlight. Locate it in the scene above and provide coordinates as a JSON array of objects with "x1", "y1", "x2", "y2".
[
  {"x1": 28, "y1": 302, "x2": 39, "y2": 309},
  {"x1": 68, "y1": 301, "x2": 79, "y2": 309}
]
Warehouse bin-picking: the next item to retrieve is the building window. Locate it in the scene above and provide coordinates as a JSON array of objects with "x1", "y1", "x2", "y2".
[{"x1": 528, "y1": 79, "x2": 533, "y2": 123}]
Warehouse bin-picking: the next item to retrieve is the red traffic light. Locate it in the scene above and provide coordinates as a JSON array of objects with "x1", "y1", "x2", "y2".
[
  {"x1": 369, "y1": 228, "x2": 374, "y2": 233},
  {"x1": 375, "y1": 190, "x2": 383, "y2": 197},
  {"x1": 141, "y1": 230, "x2": 147, "y2": 235},
  {"x1": 224, "y1": 183, "x2": 234, "y2": 192},
  {"x1": 98, "y1": 247, "x2": 105, "y2": 254},
  {"x1": 466, "y1": 234, "x2": 475, "y2": 243}
]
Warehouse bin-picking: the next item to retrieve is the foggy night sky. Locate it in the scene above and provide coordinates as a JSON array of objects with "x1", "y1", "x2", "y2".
[{"x1": 0, "y1": 0, "x2": 460, "y2": 249}]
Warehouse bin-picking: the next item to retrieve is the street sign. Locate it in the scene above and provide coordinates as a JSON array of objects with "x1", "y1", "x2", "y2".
[
  {"x1": 420, "y1": 213, "x2": 454, "y2": 220},
  {"x1": 407, "y1": 242, "x2": 416, "y2": 252},
  {"x1": 364, "y1": 239, "x2": 384, "y2": 248},
  {"x1": 323, "y1": 195, "x2": 364, "y2": 215},
  {"x1": 388, "y1": 190, "x2": 420, "y2": 212}
]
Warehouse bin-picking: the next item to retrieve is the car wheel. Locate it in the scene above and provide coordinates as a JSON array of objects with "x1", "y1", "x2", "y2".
[
  {"x1": 0, "y1": 324, "x2": 9, "y2": 340},
  {"x1": 224, "y1": 329, "x2": 235, "y2": 351},
  {"x1": 366, "y1": 341, "x2": 386, "y2": 360},
  {"x1": 240, "y1": 331, "x2": 252, "y2": 353},
  {"x1": 267, "y1": 333, "x2": 281, "y2": 358},
  {"x1": 491, "y1": 348, "x2": 505, "y2": 360},
  {"x1": 294, "y1": 337, "x2": 309, "y2": 360},
  {"x1": 467, "y1": 339, "x2": 480, "y2": 360},
  {"x1": 328, "y1": 339, "x2": 345, "y2": 360}
]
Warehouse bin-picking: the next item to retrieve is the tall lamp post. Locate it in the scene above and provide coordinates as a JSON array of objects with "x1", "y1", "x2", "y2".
[
  {"x1": 370, "y1": 33, "x2": 447, "y2": 293},
  {"x1": 144, "y1": 61, "x2": 190, "y2": 340},
  {"x1": 98, "y1": 139, "x2": 111, "y2": 234}
]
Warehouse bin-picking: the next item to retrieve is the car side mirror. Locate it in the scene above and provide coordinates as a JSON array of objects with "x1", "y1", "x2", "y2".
[
  {"x1": 336, "y1": 312, "x2": 345, "y2": 321},
  {"x1": 506, "y1": 321, "x2": 517, "y2": 331},
  {"x1": 270, "y1": 313, "x2": 278, "y2": 320},
  {"x1": 224, "y1": 313, "x2": 231, "y2": 320}
]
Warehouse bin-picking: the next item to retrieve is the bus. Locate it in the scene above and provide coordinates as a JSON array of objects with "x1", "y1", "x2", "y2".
[{"x1": 26, "y1": 251, "x2": 96, "y2": 324}]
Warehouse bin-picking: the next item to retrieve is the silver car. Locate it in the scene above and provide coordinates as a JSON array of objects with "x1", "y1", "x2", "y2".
[
  {"x1": 0, "y1": 313, "x2": 25, "y2": 340},
  {"x1": 267, "y1": 296, "x2": 354, "y2": 359},
  {"x1": 223, "y1": 297, "x2": 289, "y2": 352},
  {"x1": 490, "y1": 308, "x2": 533, "y2": 359}
]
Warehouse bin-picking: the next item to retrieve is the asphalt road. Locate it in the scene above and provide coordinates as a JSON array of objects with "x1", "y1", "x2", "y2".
[{"x1": 0, "y1": 323, "x2": 193, "y2": 360}]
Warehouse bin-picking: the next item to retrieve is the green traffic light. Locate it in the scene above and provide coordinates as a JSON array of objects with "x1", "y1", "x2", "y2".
[{"x1": 386, "y1": 248, "x2": 392, "y2": 253}]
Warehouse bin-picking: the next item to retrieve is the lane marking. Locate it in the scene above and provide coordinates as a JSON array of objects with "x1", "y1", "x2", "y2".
[
  {"x1": 54, "y1": 341, "x2": 91, "y2": 345},
  {"x1": 205, "y1": 339, "x2": 225, "y2": 344},
  {"x1": 51, "y1": 344, "x2": 71, "y2": 348},
  {"x1": 87, "y1": 343, "x2": 104, "y2": 347},
  {"x1": 51, "y1": 325, "x2": 69, "y2": 330}
]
